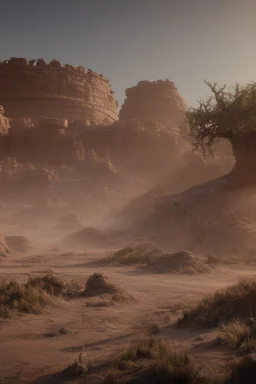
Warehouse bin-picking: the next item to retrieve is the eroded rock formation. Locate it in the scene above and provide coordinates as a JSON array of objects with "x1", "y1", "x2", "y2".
[
  {"x1": 119, "y1": 80, "x2": 186, "y2": 128},
  {"x1": 0, "y1": 58, "x2": 118, "y2": 124},
  {"x1": 0, "y1": 106, "x2": 10, "y2": 136}
]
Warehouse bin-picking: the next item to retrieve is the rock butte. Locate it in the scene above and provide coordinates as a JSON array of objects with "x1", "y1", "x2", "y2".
[
  {"x1": 0, "y1": 57, "x2": 118, "y2": 124},
  {"x1": 0, "y1": 57, "x2": 189, "y2": 170},
  {"x1": 119, "y1": 80, "x2": 186, "y2": 127}
]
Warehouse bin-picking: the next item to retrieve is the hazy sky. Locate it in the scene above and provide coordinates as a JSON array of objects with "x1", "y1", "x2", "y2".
[{"x1": 1, "y1": 0, "x2": 256, "y2": 108}]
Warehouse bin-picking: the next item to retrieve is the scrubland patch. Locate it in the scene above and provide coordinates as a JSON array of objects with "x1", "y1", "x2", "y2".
[
  {"x1": 101, "y1": 337, "x2": 210, "y2": 384},
  {"x1": 102, "y1": 244, "x2": 213, "y2": 274},
  {"x1": 179, "y1": 279, "x2": 256, "y2": 327},
  {"x1": 0, "y1": 278, "x2": 49, "y2": 317}
]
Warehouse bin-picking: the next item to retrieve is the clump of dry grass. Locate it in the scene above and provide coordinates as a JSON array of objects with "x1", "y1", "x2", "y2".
[
  {"x1": 217, "y1": 318, "x2": 256, "y2": 356},
  {"x1": 0, "y1": 278, "x2": 49, "y2": 318},
  {"x1": 240, "y1": 338, "x2": 256, "y2": 355},
  {"x1": 179, "y1": 279, "x2": 256, "y2": 327},
  {"x1": 102, "y1": 243, "x2": 164, "y2": 266},
  {"x1": 146, "y1": 250, "x2": 213, "y2": 274},
  {"x1": 25, "y1": 273, "x2": 67, "y2": 296},
  {"x1": 102, "y1": 244, "x2": 212, "y2": 275},
  {"x1": 225, "y1": 355, "x2": 256, "y2": 383},
  {"x1": 26, "y1": 274, "x2": 82, "y2": 297},
  {"x1": 218, "y1": 320, "x2": 252, "y2": 349},
  {"x1": 103, "y1": 337, "x2": 209, "y2": 383}
]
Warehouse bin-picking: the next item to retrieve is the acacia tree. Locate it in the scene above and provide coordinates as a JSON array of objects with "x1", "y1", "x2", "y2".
[{"x1": 187, "y1": 81, "x2": 256, "y2": 176}]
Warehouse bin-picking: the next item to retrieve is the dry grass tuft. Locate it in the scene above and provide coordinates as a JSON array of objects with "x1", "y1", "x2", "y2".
[
  {"x1": 179, "y1": 278, "x2": 256, "y2": 327},
  {"x1": 26, "y1": 273, "x2": 67, "y2": 296},
  {"x1": 218, "y1": 320, "x2": 252, "y2": 349},
  {"x1": 102, "y1": 244, "x2": 212, "y2": 275},
  {"x1": 26, "y1": 274, "x2": 83, "y2": 297},
  {"x1": 103, "y1": 337, "x2": 209, "y2": 383},
  {"x1": 102, "y1": 243, "x2": 163, "y2": 266},
  {"x1": 0, "y1": 278, "x2": 49, "y2": 318},
  {"x1": 225, "y1": 354, "x2": 256, "y2": 383}
]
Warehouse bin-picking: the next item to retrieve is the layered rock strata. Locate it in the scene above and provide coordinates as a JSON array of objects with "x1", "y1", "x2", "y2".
[{"x1": 0, "y1": 58, "x2": 118, "y2": 124}]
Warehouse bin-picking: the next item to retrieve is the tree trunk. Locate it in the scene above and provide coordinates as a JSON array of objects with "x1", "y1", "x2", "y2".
[{"x1": 230, "y1": 134, "x2": 256, "y2": 181}]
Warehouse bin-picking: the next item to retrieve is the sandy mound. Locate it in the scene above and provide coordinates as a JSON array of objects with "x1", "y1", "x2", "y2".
[
  {"x1": 146, "y1": 250, "x2": 213, "y2": 274},
  {"x1": 84, "y1": 273, "x2": 135, "y2": 304},
  {"x1": 5, "y1": 236, "x2": 33, "y2": 253},
  {"x1": 0, "y1": 233, "x2": 10, "y2": 257},
  {"x1": 84, "y1": 273, "x2": 120, "y2": 297}
]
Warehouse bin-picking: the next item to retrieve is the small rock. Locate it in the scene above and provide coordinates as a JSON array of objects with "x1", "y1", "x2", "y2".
[
  {"x1": 195, "y1": 335, "x2": 205, "y2": 341},
  {"x1": 59, "y1": 327, "x2": 72, "y2": 335}
]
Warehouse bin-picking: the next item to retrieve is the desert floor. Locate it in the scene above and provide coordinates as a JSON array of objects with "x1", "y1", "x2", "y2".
[{"x1": 1, "y1": 249, "x2": 256, "y2": 383}]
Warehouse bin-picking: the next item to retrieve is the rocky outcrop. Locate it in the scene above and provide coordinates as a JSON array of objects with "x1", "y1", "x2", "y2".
[
  {"x1": 119, "y1": 80, "x2": 186, "y2": 129},
  {"x1": 0, "y1": 233, "x2": 9, "y2": 256},
  {"x1": 0, "y1": 58, "x2": 118, "y2": 124},
  {"x1": 0, "y1": 106, "x2": 10, "y2": 136},
  {"x1": 1, "y1": 118, "x2": 189, "y2": 172}
]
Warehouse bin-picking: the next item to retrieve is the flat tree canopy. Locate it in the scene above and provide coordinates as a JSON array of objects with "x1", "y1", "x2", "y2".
[{"x1": 187, "y1": 81, "x2": 256, "y2": 156}]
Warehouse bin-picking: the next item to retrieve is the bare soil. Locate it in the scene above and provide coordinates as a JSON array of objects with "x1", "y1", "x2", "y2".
[{"x1": 0, "y1": 248, "x2": 255, "y2": 383}]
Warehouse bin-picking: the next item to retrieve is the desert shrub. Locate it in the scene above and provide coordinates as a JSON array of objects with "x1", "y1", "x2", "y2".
[
  {"x1": 0, "y1": 278, "x2": 49, "y2": 317},
  {"x1": 179, "y1": 279, "x2": 256, "y2": 327}
]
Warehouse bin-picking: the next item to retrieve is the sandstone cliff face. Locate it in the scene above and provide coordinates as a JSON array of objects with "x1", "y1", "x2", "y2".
[
  {"x1": 0, "y1": 58, "x2": 118, "y2": 124},
  {"x1": 119, "y1": 80, "x2": 186, "y2": 128},
  {"x1": 1, "y1": 118, "x2": 189, "y2": 173}
]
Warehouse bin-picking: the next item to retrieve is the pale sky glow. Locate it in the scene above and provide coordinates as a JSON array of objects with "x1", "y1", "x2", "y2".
[{"x1": 1, "y1": 0, "x2": 256, "y2": 108}]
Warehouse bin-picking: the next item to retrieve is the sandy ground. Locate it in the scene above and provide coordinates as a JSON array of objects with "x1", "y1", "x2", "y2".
[{"x1": 1, "y1": 250, "x2": 256, "y2": 383}]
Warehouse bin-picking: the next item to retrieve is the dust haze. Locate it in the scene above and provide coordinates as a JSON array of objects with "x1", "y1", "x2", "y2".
[{"x1": 1, "y1": 58, "x2": 256, "y2": 383}]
